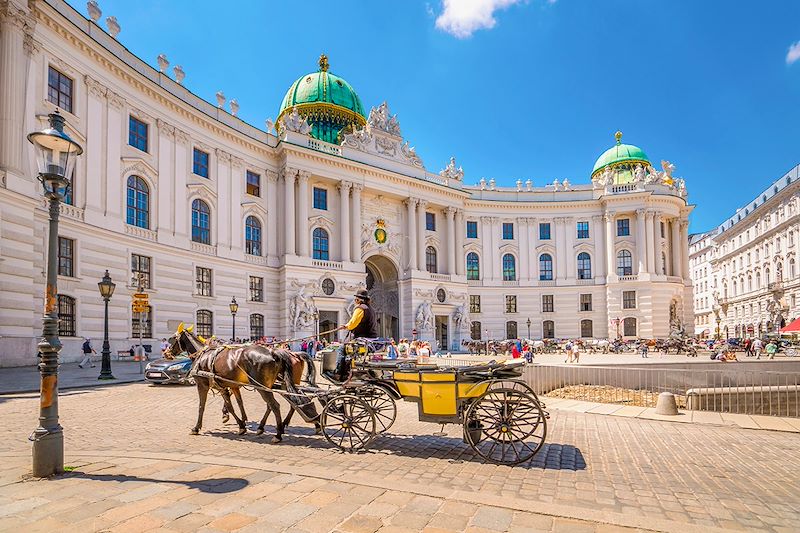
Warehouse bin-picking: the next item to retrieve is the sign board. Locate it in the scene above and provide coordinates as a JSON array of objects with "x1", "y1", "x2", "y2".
[
  {"x1": 132, "y1": 293, "x2": 149, "y2": 300},
  {"x1": 132, "y1": 303, "x2": 148, "y2": 313}
]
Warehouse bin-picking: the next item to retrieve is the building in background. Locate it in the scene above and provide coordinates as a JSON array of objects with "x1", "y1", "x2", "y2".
[
  {"x1": 0, "y1": 0, "x2": 693, "y2": 366},
  {"x1": 689, "y1": 164, "x2": 800, "y2": 340}
]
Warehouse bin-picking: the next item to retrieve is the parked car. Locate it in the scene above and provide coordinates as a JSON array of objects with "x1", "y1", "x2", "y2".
[{"x1": 144, "y1": 356, "x2": 194, "y2": 385}]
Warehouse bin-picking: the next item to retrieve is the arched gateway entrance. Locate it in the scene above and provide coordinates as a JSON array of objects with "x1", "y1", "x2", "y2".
[{"x1": 365, "y1": 255, "x2": 399, "y2": 339}]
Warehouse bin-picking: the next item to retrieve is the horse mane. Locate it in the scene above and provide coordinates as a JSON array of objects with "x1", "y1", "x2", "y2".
[{"x1": 182, "y1": 331, "x2": 208, "y2": 358}]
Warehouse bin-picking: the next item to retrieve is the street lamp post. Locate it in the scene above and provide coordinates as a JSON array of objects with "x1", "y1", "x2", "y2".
[
  {"x1": 229, "y1": 297, "x2": 238, "y2": 341},
  {"x1": 526, "y1": 317, "x2": 531, "y2": 340},
  {"x1": 98, "y1": 270, "x2": 116, "y2": 380},
  {"x1": 27, "y1": 111, "x2": 83, "y2": 477}
]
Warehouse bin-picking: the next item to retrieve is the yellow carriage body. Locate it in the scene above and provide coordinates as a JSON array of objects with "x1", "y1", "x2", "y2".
[{"x1": 393, "y1": 369, "x2": 490, "y2": 421}]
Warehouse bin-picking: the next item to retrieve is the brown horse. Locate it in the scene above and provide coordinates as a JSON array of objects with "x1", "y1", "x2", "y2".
[{"x1": 165, "y1": 327, "x2": 306, "y2": 443}]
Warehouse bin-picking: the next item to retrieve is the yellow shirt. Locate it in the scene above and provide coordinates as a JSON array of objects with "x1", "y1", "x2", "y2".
[{"x1": 345, "y1": 307, "x2": 364, "y2": 330}]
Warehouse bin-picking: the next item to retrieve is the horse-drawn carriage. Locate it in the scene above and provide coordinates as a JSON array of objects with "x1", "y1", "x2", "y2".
[{"x1": 166, "y1": 328, "x2": 549, "y2": 466}]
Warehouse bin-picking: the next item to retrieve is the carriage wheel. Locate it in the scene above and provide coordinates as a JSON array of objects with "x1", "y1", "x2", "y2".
[
  {"x1": 357, "y1": 385, "x2": 397, "y2": 433},
  {"x1": 320, "y1": 394, "x2": 377, "y2": 452},
  {"x1": 464, "y1": 387, "x2": 547, "y2": 465}
]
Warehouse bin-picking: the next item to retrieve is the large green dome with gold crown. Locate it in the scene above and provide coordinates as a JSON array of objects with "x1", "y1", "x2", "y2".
[
  {"x1": 591, "y1": 131, "x2": 651, "y2": 184},
  {"x1": 278, "y1": 55, "x2": 367, "y2": 144}
]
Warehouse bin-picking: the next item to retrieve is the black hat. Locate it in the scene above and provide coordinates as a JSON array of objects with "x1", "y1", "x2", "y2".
[{"x1": 354, "y1": 289, "x2": 370, "y2": 301}]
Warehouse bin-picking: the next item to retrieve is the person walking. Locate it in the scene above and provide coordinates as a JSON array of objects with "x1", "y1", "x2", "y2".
[
  {"x1": 640, "y1": 341, "x2": 649, "y2": 358},
  {"x1": 753, "y1": 337, "x2": 763, "y2": 359},
  {"x1": 766, "y1": 340, "x2": 778, "y2": 360},
  {"x1": 564, "y1": 340, "x2": 574, "y2": 364},
  {"x1": 79, "y1": 338, "x2": 96, "y2": 368},
  {"x1": 743, "y1": 337, "x2": 752, "y2": 357}
]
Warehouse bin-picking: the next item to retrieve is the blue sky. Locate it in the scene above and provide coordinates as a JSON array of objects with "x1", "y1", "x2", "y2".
[{"x1": 67, "y1": 0, "x2": 800, "y2": 233}]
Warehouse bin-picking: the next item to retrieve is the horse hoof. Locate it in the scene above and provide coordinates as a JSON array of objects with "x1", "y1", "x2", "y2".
[
  {"x1": 238, "y1": 428, "x2": 247, "y2": 435},
  {"x1": 270, "y1": 436, "x2": 282, "y2": 444},
  {"x1": 190, "y1": 428, "x2": 199, "y2": 435},
  {"x1": 256, "y1": 428, "x2": 264, "y2": 435}
]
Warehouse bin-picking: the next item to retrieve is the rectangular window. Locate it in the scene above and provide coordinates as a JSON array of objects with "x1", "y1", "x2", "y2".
[
  {"x1": 542, "y1": 294, "x2": 554, "y2": 313},
  {"x1": 617, "y1": 218, "x2": 630, "y2": 236},
  {"x1": 193, "y1": 148, "x2": 209, "y2": 178},
  {"x1": 246, "y1": 171, "x2": 261, "y2": 196},
  {"x1": 57, "y1": 237, "x2": 74, "y2": 277},
  {"x1": 426, "y1": 212, "x2": 436, "y2": 231},
  {"x1": 47, "y1": 66, "x2": 73, "y2": 113},
  {"x1": 502, "y1": 222, "x2": 514, "y2": 240},
  {"x1": 505, "y1": 295, "x2": 517, "y2": 314},
  {"x1": 132, "y1": 306, "x2": 152, "y2": 338},
  {"x1": 577, "y1": 221, "x2": 589, "y2": 239},
  {"x1": 580, "y1": 293, "x2": 592, "y2": 312},
  {"x1": 539, "y1": 222, "x2": 551, "y2": 240},
  {"x1": 131, "y1": 254, "x2": 152, "y2": 289},
  {"x1": 128, "y1": 116, "x2": 148, "y2": 152},
  {"x1": 250, "y1": 314, "x2": 264, "y2": 339},
  {"x1": 471, "y1": 321, "x2": 482, "y2": 341},
  {"x1": 313, "y1": 187, "x2": 327, "y2": 210},
  {"x1": 622, "y1": 290, "x2": 636, "y2": 309},
  {"x1": 466, "y1": 220, "x2": 478, "y2": 239},
  {"x1": 249, "y1": 276, "x2": 264, "y2": 302},
  {"x1": 196, "y1": 266, "x2": 212, "y2": 296},
  {"x1": 469, "y1": 295, "x2": 481, "y2": 313},
  {"x1": 660, "y1": 221, "x2": 665, "y2": 238}
]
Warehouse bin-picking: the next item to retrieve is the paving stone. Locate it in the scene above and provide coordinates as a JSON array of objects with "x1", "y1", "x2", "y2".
[
  {"x1": 552, "y1": 518, "x2": 597, "y2": 533},
  {"x1": 426, "y1": 512, "x2": 470, "y2": 531},
  {"x1": 339, "y1": 514, "x2": 384, "y2": 533},
  {"x1": 469, "y1": 506, "x2": 514, "y2": 531},
  {"x1": 207, "y1": 512, "x2": 257, "y2": 531}
]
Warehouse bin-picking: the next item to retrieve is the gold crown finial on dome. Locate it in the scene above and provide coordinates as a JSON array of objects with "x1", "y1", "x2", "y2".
[
  {"x1": 318, "y1": 53, "x2": 329, "y2": 72},
  {"x1": 615, "y1": 130, "x2": 623, "y2": 144}
]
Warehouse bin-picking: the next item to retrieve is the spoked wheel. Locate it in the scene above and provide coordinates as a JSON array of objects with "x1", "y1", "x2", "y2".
[
  {"x1": 464, "y1": 387, "x2": 547, "y2": 465},
  {"x1": 357, "y1": 385, "x2": 397, "y2": 433},
  {"x1": 320, "y1": 394, "x2": 377, "y2": 452}
]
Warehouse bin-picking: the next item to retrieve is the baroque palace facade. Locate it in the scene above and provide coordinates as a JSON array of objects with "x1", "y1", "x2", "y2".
[
  {"x1": 689, "y1": 163, "x2": 800, "y2": 340},
  {"x1": 0, "y1": 0, "x2": 693, "y2": 366}
]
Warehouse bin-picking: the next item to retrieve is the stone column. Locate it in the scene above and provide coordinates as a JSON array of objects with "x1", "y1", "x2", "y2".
[
  {"x1": 338, "y1": 181, "x2": 352, "y2": 262},
  {"x1": 156, "y1": 119, "x2": 175, "y2": 236},
  {"x1": 266, "y1": 170, "x2": 278, "y2": 257},
  {"x1": 519, "y1": 218, "x2": 530, "y2": 280},
  {"x1": 216, "y1": 149, "x2": 231, "y2": 249},
  {"x1": 283, "y1": 169, "x2": 296, "y2": 256},
  {"x1": 405, "y1": 198, "x2": 417, "y2": 270},
  {"x1": 350, "y1": 183, "x2": 362, "y2": 263},
  {"x1": 481, "y1": 217, "x2": 494, "y2": 279},
  {"x1": 446, "y1": 207, "x2": 456, "y2": 275},
  {"x1": 671, "y1": 218, "x2": 681, "y2": 277},
  {"x1": 592, "y1": 215, "x2": 605, "y2": 278},
  {"x1": 173, "y1": 130, "x2": 189, "y2": 237},
  {"x1": 530, "y1": 218, "x2": 539, "y2": 280},
  {"x1": 604, "y1": 212, "x2": 615, "y2": 279},
  {"x1": 84, "y1": 76, "x2": 106, "y2": 215},
  {"x1": 680, "y1": 219, "x2": 690, "y2": 282},
  {"x1": 654, "y1": 214, "x2": 664, "y2": 275},
  {"x1": 555, "y1": 218, "x2": 567, "y2": 280},
  {"x1": 417, "y1": 200, "x2": 428, "y2": 271},
  {"x1": 490, "y1": 217, "x2": 500, "y2": 280},
  {"x1": 645, "y1": 210, "x2": 656, "y2": 273},
  {"x1": 105, "y1": 92, "x2": 124, "y2": 222},
  {"x1": 636, "y1": 209, "x2": 647, "y2": 274},
  {"x1": 297, "y1": 171, "x2": 310, "y2": 257},
  {"x1": 455, "y1": 210, "x2": 465, "y2": 276},
  {"x1": 0, "y1": 4, "x2": 30, "y2": 174},
  {"x1": 564, "y1": 217, "x2": 575, "y2": 280}
]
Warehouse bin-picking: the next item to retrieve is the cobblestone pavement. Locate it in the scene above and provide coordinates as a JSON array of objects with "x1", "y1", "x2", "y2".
[{"x1": 1, "y1": 383, "x2": 799, "y2": 532}]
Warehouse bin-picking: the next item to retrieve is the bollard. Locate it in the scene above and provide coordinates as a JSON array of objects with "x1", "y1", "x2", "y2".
[{"x1": 655, "y1": 392, "x2": 679, "y2": 415}]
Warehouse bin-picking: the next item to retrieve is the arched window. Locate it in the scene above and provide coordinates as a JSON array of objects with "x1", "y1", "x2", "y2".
[
  {"x1": 426, "y1": 246, "x2": 438, "y2": 273},
  {"x1": 466, "y1": 252, "x2": 480, "y2": 280},
  {"x1": 506, "y1": 321, "x2": 518, "y2": 339},
  {"x1": 623, "y1": 317, "x2": 637, "y2": 337},
  {"x1": 756, "y1": 271, "x2": 761, "y2": 289},
  {"x1": 471, "y1": 321, "x2": 482, "y2": 340},
  {"x1": 502, "y1": 254, "x2": 516, "y2": 281},
  {"x1": 580, "y1": 319, "x2": 593, "y2": 338},
  {"x1": 312, "y1": 228, "x2": 329, "y2": 260},
  {"x1": 57, "y1": 295, "x2": 76, "y2": 337},
  {"x1": 250, "y1": 313, "x2": 264, "y2": 339},
  {"x1": 542, "y1": 320, "x2": 555, "y2": 339},
  {"x1": 126, "y1": 175, "x2": 149, "y2": 229},
  {"x1": 539, "y1": 254, "x2": 553, "y2": 281},
  {"x1": 732, "y1": 280, "x2": 737, "y2": 296},
  {"x1": 577, "y1": 252, "x2": 592, "y2": 279},
  {"x1": 196, "y1": 309, "x2": 213, "y2": 337},
  {"x1": 748, "y1": 275, "x2": 752, "y2": 292},
  {"x1": 191, "y1": 199, "x2": 210, "y2": 244},
  {"x1": 765, "y1": 268, "x2": 771, "y2": 285},
  {"x1": 245, "y1": 216, "x2": 262, "y2": 256},
  {"x1": 616, "y1": 250, "x2": 633, "y2": 276}
]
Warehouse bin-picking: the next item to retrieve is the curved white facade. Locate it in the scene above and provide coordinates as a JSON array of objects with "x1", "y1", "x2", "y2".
[{"x1": 0, "y1": 0, "x2": 693, "y2": 366}]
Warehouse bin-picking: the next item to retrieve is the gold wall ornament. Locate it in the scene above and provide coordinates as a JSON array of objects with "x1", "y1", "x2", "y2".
[
  {"x1": 374, "y1": 219, "x2": 387, "y2": 244},
  {"x1": 319, "y1": 54, "x2": 329, "y2": 72}
]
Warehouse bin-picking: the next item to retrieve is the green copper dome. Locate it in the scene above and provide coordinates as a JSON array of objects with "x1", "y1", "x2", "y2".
[
  {"x1": 591, "y1": 131, "x2": 651, "y2": 177},
  {"x1": 278, "y1": 55, "x2": 366, "y2": 144}
]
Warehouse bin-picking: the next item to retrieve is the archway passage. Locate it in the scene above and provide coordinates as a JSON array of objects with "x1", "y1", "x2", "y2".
[{"x1": 365, "y1": 255, "x2": 399, "y2": 340}]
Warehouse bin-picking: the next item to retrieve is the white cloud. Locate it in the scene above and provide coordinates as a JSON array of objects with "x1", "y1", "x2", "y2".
[
  {"x1": 435, "y1": 0, "x2": 523, "y2": 39},
  {"x1": 787, "y1": 41, "x2": 800, "y2": 65}
]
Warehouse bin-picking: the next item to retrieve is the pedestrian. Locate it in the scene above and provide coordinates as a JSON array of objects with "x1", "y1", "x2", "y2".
[
  {"x1": 753, "y1": 337, "x2": 763, "y2": 359},
  {"x1": 79, "y1": 338, "x2": 96, "y2": 368},
  {"x1": 387, "y1": 339, "x2": 399, "y2": 359},
  {"x1": 564, "y1": 340, "x2": 574, "y2": 363},
  {"x1": 160, "y1": 337, "x2": 169, "y2": 354},
  {"x1": 766, "y1": 340, "x2": 778, "y2": 360},
  {"x1": 572, "y1": 342, "x2": 581, "y2": 364},
  {"x1": 743, "y1": 337, "x2": 752, "y2": 357},
  {"x1": 639, "y1": 341, "x2": 649, "y2": 358}
]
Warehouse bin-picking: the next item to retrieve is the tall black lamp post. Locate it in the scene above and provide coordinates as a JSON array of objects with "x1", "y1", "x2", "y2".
[
  {"x1": 98, "y1": 270, "x2": 116, "y2": 380},
  {"x1": 526, "y1": 317, "x2": 531, "y2": 340},
  {"x1": 229, "y1": 297, "x2": 239, "y2": 341},
  {"x1": 27, "y1": 111, "x2": 83, "y2": 477}
]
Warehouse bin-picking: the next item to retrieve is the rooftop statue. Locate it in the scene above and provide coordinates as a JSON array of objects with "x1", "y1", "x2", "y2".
[
  {"x1": 439, "y1": 156, "x2": 464, "y2": 182},
  {"x1": 281, "y1": 106, "x2": 312, "y2": 135},
  {"x1": 368, "y1": 102, "x2": 402, "y2": 137}
]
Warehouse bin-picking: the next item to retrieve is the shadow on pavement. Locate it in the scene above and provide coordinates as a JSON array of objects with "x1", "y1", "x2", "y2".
[
  {"x1": 61, "y1": 471, "x2": 249, "y2": 493},
  {"x1": 204, "y1": 423, "x2": 586, "y2": 471}
]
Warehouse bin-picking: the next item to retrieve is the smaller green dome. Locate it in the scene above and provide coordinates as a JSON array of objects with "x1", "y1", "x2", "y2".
[{"x1": 591, "y1": 131, "x2": 650, "y2": 176}]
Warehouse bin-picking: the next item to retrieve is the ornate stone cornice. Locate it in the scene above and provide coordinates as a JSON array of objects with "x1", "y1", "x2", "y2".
[
  {"x1": 351, "y1": 183, "x2": 363, "y2": 192},
  {"x1": 403, "y1": 198, "x2": 418, "y2": 208},
  {"x1": 230, "y1": 155, "x2": 243, "y2": 169},
  {"x1": 23, "y1": 33, "x2": 40, "y2": 56},
  {"x1": 214, "y1": 148, "x2": 231, "y2": 163},
  {"x1": 0, "y1": 2, "x2": 32, "y2": 31},
  {"x1": 174, "y1": 128, "x2": 189, "y2": 146},
  {"x1": 156, "y1": 118, "x2": 175, "y2": 138},
  {"x1": 266, "y1": 169, "x2": 279, "y2": 183},
  {"x1": 635, "y1": 208, "x2": 647, "y2": 217},
  {"x1": 84, "y1": 74, "x2": 107, "y2": 99},
  {"x1": 417, "y1": 199, "x2": 428, "y2": 209},
  {"x1": 297, "y1": 170, "x2": 310, "y2": 183},
  {"x1": 337, "y1": 180, "x2": 352, "y2": 192},
  {"x1": 107, "y1": 90, "x2": 125, "y2": 110},
  {"x1": 444, "y1": 206, "x2": 457, "y2": 217},
  {"x1": 591, "y1": 215, "x2": 603, "y2": 223}
]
